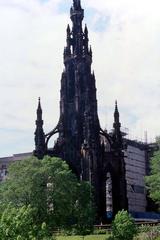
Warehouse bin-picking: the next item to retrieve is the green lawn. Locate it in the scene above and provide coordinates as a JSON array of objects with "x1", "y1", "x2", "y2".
[{"x1": 56, "y1": 235, "x2": 108, "y2": 240}]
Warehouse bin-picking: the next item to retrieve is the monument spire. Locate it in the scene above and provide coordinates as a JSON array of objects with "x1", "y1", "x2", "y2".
[
  {"x1": 70, "y1": 0, "x2": 84, "y2": 56},
  {"x1": 34, "y1": 98, "x2": 46, "y2": 159},
  {"x1": 113, "y1": 100, "x2": 121, "y2": 133},
  {"x1": 73, "y1": 0, "x2": 82, "y2": 9},
  {"x1": 34, "y1": 0, "x2": 128, "y2": 221},
  {"x1": 114, "y1": 100, "x2": 120, "y2": 129},
  {"x1": 112, "y1": 100, "x2": 123, "y2": 149}
]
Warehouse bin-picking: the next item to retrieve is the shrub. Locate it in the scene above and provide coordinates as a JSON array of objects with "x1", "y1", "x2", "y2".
[
  {"x1": 137, "y1": 225, "x2": 160, "y2": 240},
  {"x1": 112, "y1": 210, "x2": 137, "y2": 240},
  {"x1": 0, "y1": 204, "x2": 52, "y2": 240}
]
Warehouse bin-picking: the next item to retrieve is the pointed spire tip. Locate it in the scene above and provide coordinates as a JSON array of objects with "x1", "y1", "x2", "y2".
[
  {"x1": 115, "y1": 100, "x2": 119, "y2": 114},
  {"x1": 38, "y1": 97, "x2": 42, "y2": 111}
]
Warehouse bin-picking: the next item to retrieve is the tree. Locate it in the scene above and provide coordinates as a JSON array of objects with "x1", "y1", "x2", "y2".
[
  {"x1": 0, "y1": 204, "x2": 50, "y2": 240},
  {"x1": 0, "y1": 156, "x2": 95, "y2": 232},
  {"x1": 0, "y1": 157, "x2": 48, "y2": 225},
  {"x1": 112, "y1": 210, "x2": 137, "y2": 240},
  {"x1": 145, "y1": 150, "x2": 160, "y2": 206},
  {"x1": 74, "y1": 182, "x2": 95, "y2": 234}
]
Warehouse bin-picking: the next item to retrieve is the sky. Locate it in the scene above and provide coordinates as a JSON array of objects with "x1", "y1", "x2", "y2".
[{"x1": 0, "y1": 0, "x2": 160, "y2": 157}]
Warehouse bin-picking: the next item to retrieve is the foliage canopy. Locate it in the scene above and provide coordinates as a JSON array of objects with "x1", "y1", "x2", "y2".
[
  {"x1": 0, "y1": 204, "x2": 49, "y2": 240},
  {"x1": 145, "y1": 150, "x2": 160, "y2": 206},
  {"x1": 0, "y1": 156, "x2": 95, "y2": 235}
]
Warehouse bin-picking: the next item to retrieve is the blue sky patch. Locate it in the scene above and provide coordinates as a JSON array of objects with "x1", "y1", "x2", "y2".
[
  {"x1": 39, "y1": 0, "x2": 49, "y2": 3},
  {"x1": 57, "y1": 1, "x2": 70, "y2": 14},
  {"x1": 85, "y1": 8, "x2": 110, "y2": 32},
  {"x1": 93, "y1": 15, "x2": 110, "y2": 32}
]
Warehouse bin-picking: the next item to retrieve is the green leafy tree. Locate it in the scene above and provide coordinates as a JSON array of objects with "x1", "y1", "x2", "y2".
[
  {"x1": 0, "y1": 204, "x2": 50, "y2": 240},
  {"x1": 145, "y1": 150, "x2": 160, "y2": 206},
  {"x1": 0, "y1": 157, "x2": 48, "y2": 224},
  {"x1": 74, "y1": 182, "x2": 95, "y2": 234},
  {"x1": 0, "y1": 156, "x2": 95, "y2": 233},
  {"x1": 112, "y1": 210, "x2": 137, "y2": 240}
]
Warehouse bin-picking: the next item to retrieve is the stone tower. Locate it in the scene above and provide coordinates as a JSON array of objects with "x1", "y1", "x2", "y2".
[
  {"x1": 34, "y1": 98, "x2": 46, "y2": 159},
  {"x1": 34, "y1": 0, "x2": 128, "y2": 221}
]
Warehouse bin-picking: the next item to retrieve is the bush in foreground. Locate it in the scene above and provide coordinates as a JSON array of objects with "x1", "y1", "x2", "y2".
[
  {"x1": 112, "y1": 210, "x2": 137, "y2": 240},
  {"x1": 0, "y1": 204, "x2": 52, "y2": 240}
]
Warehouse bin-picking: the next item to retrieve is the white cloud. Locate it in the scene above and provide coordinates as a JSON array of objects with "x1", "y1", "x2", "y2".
[
  {"x1": 0, "y1": 0, "x2": 66, "y2": 156},
  {"x1": 85, "y1": 0, "x2": 160, "y2": 140},
  {"x1": 0, "y1": 0, "x2": 160, "y2": 156}
]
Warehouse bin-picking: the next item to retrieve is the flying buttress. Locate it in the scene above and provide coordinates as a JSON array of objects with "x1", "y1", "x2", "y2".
[{"x1": 45, "y1": 117, "x2": 62, "y2": 147}]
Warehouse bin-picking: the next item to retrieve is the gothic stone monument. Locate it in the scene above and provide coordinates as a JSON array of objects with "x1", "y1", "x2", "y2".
[{"x1": 34, "y1": 0, "x2": 128, "y2": 222}]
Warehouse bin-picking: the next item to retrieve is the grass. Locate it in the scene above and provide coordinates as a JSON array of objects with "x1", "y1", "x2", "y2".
[{"x1": 56, "y1": 235, "x2": 108, "y2": 240}]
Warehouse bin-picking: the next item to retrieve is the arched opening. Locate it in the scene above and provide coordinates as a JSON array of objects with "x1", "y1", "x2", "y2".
[
  {"x1": 106, "y1": 172, "x2": 113, "y2": 220},
  {"x1": 47, "y1": 132, "x2": 59, "y2": 149}
]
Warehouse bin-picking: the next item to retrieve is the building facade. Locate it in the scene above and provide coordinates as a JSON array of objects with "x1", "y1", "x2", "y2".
[
  {"x1": 0, "y1": 152, "x2": 31, "y2": 181},
  {"x1": 124, "y1": 141, "x2": 148, "y2": 212}
]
